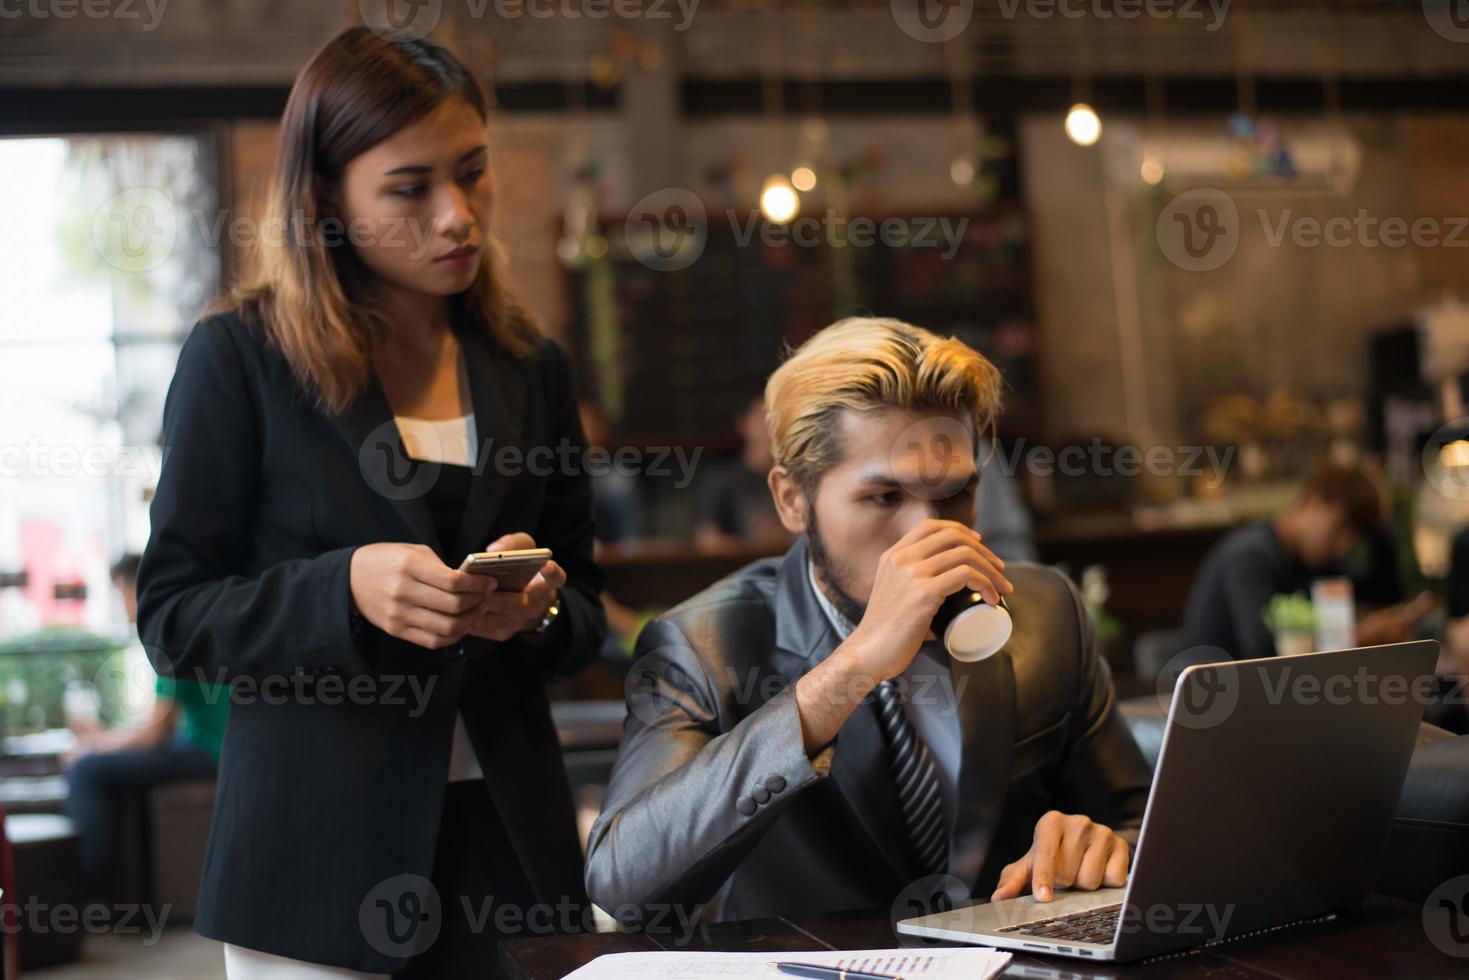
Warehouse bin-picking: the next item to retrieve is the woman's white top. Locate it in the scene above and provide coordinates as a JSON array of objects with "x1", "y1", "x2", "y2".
[
  {"x1": 393, "y1": 412, "x2": 478, "y2": 468},
  {"x1": 395, "y1": 412, "x2": 483, "y2": 784}
]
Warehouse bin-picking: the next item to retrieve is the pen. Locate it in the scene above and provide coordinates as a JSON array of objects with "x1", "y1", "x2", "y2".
[{"x1": 775, "y1": 962, "x2": 902, "y2": 980}]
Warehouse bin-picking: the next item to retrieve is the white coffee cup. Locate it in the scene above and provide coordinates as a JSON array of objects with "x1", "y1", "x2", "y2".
[{"x1": 934, "y1": 592, "x2": 1013, "y2": 663}]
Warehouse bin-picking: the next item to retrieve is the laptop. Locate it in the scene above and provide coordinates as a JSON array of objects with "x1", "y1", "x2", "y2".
[{"x1": 897, "y1": 641, "x2": 1436, "y2": 962}]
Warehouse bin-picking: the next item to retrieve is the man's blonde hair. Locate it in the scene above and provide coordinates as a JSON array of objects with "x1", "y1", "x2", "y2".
[{"x1": 764, "y1": 317, "x2": 1004, "y2": 495}]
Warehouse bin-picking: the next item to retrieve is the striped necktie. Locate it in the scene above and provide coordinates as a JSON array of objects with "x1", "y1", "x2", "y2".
[{"x1": 872, "y1": 677, "x2": 948, "y2": 877}]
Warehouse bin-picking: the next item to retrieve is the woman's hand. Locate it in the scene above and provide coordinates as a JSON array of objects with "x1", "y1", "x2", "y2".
[
  {"x1": 466, "y1": 532, "x2": 569, "y2": 642},
  {"x1": 349, "y1": 543, "x2": 497, "y2": 650}
]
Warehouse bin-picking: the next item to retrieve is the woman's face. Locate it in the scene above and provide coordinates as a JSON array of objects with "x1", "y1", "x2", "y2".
[{"x1": 331, "y1": 96, "x2": 492, "y2": 300}]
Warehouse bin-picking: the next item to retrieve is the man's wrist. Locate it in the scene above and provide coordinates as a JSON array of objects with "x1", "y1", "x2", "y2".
[{"x1": 794, "y1": 638, "x2": 881, "y2": 755}]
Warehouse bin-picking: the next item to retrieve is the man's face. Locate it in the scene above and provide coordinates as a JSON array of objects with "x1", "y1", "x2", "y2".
[
  {"x1": 801, "y1": 409, "x2": 979, "y2": 614},
  {"x1": 1295, "y1": 496, "x2": 1359, "y2": 568}
]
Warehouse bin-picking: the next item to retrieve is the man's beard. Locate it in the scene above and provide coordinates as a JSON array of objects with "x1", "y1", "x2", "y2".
[{"x1": 806, "y1": 507, "x2": 868, "y2": 627}]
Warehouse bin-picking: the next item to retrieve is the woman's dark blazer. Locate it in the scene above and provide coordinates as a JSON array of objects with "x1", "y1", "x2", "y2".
[{"x1": 136, "y1": 308, "x2": 607, "y2": 973}]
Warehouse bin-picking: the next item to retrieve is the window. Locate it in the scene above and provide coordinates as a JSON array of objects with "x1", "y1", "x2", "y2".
[{"x1": 0, "y1": 133, "x2": 220, "y2": 643}]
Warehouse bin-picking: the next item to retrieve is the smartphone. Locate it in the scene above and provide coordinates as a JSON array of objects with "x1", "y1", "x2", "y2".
[{"x1": 459, "y1": 548, "x2": 553, "y2": 592}]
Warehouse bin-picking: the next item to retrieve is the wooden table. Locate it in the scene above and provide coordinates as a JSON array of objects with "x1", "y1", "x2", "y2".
[{"x1": 500, "y1": 898, "x2": 1462, "y2": 980}]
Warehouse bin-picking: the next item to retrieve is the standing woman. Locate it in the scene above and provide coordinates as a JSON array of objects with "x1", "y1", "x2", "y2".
[{"x1": 138, "y1": 27, "x2": 606, "y2": 979}]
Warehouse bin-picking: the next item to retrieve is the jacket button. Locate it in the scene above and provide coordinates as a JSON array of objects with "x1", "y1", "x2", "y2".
[
  {"x1": 752, "y1": 786, "x2": 770, "y2": 805},
  {"x1": 736, "y1": 796, "x2": 757, "y2": 816},
  {"x1": 765, "y1": 775, "x2": 786, "y2": 793}
]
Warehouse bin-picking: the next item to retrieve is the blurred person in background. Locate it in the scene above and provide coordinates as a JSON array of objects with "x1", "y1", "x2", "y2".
[
  {"x1": 1181, "y1": 461, "x2": 1434, "y2": 661},
  {"x1": 975, "y1": 437, "x2": 1038, "y2": 562},
  {"x1": 63, "y1": 554, "x2": 227, "y2": 902},
  {"x1": 695, "y1": 394, "x2": 790, "y2": 553},
  {"x1": 1427, "y1": 525, "x2": 1469, "y2": 731},
  {"x1": 577, "y1": 398, "x2": 647, "y2": 659},
  {"x1": 578, "y1": 399, "x2": 644, "y2": 559}
]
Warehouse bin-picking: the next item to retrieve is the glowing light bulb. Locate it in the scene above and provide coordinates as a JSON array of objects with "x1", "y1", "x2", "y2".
[
  {"x1": 1065, "y1": 102, "x2": 1102, "y2": 146},
  {"x1": 1442, "y1": 440, "x2": 1469, "y2": 468},
  {"x1": 1140, "y1": 152, "x2": 1165, "y2": 185},
  {"x1": 760, "y1": 175, "x2": 799, "y2": 223}
]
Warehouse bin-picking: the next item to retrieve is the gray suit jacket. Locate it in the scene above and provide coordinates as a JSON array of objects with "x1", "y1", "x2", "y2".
[{"x1": 585, "y1": 536, "x2": 1151, "y2": 925}]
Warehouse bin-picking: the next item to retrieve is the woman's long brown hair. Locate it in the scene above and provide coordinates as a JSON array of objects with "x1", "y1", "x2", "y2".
[{"x1": 210, "y1": 26, "x2": 537, "y2": 414}]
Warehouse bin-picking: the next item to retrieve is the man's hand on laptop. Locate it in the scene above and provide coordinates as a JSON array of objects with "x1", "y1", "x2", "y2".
[{"x1": 990, "y1": 811, "x2": 1131, "y2": 903}]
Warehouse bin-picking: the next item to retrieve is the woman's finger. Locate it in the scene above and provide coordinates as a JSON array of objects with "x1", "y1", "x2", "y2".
[
  {"x1": 403, "y1": 603, "x2": 481, "y2": 641},
  {"x1": 408, "y1": 554, "x2": 495, "y2": 596},
  {"x1": 483, "y1": 532, "x2": 536, "y2": 553},
  {"x1": 477, "y1": 590, "x2": 534, "y2": 617},
  {"x1": 470, "y1": 614, "x2": 527, "y2": 642},
  {"x1": 399, "y1": 578, "x2": 491, "y2": 616},
  {"x1": 536, "y1": 561, "x2": 568, "y2": 590}
]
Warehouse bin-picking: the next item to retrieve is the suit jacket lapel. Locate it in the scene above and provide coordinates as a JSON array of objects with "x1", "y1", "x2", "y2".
[
  {"x1": 329, "y1": 370, "x2": 442, "y2": 555},
  {"x1": 949, "y1": 648, "x2": 1016, "y2": 891},
  {"x1": 449, "y1": 322, "x2": 527, "y2": 563},
  {"x1": 772, "y1": 538, "x2": 912, "y2": 884},
  {"x1": 328, "y1": 322, "x2": 530, "y2": 563}
]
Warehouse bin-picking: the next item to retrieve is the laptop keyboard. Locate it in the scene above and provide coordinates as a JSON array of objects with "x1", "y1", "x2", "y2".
[{"x1": 996, "y1": 903, "x2": 1122, "y2": 945}]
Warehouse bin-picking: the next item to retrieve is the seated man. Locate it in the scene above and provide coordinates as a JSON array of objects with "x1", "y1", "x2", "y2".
[
  {"x1": 695, "y1": 394, "x2": 791, "y2": 554},
  {"x1": 1180, "y1": 461, "x2": 1433, "y2": 662},
  {"x1": 64, "y1": 554, "x2": 229, "y2": 902},
  {"x1": 585, "y1": 317, "x2": 1151, "y2": 925}
]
